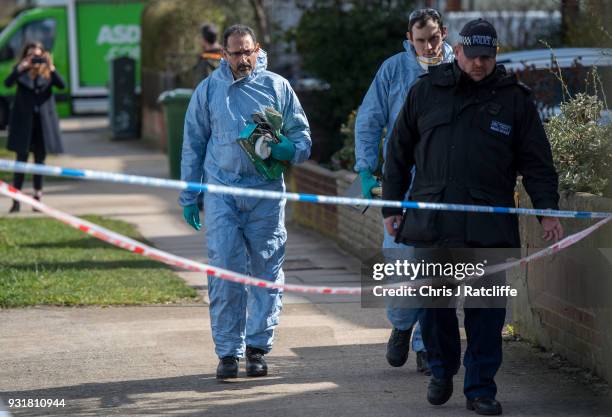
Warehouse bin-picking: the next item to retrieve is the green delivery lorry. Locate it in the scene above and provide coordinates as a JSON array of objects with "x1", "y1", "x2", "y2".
[{"x1": 0, "y1": 0, "x2": 144, "y2": 128}]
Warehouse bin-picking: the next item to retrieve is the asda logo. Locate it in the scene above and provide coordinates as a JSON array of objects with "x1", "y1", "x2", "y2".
[{"x1": 97, "y1": 24, "x2": 141, "y2": 45}]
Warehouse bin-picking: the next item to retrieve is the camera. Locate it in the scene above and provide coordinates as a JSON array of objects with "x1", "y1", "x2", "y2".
[{"x1": 31, "y1": 56, "x2": 47, "y2": 64}]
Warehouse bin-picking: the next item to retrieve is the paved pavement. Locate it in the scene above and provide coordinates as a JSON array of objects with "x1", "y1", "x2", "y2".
[{"x1": 0, "y1": 119, "x2": 610, "y2": 416}]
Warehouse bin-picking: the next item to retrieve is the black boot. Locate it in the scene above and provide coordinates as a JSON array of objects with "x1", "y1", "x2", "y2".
[
  {"x1": 386, "y1": 327, "x2": 412, "y2": 367},
  {"x1": 9, "y1": 200, "x2": 20, "y2": 213},
  {"x1": 416, "y1": 350, "x2": 431, "y2": 375},
  {"x1": 427, "y1": 377, "x2": 453, "y2": 405},
  {"x1": 216, "y1": 356, "x2": 239, "y2": 379},
  {"x1": 466, "y1": 397, "x2": 502, "y2": 415},
  {"x1": 245, "y1": 346, "x2": 268, "y2": 377}
]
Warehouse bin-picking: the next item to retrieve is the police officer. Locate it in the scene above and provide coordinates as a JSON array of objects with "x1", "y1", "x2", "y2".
[{"x1": 382, "y1": 19, "x2": 563, "y2": 415}]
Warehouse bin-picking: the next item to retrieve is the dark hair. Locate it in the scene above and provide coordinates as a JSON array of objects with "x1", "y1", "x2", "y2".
[
  {"x1": 222, "y1": 24, "x2": 256, "y2": 48},
  {"x1": 201, "y1": 23, "x2": 218, "y2": 44},
  {"x1": 20, "y1": 41, "x2": 45, "y2": 60},
  {"x1": 408, "y1": 8, "x2": 444, "y2": 34}
]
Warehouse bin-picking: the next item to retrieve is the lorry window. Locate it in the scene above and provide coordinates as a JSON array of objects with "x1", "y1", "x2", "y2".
[{"x1": 0, "y1": 18, "x2": 56, "y2": 63}]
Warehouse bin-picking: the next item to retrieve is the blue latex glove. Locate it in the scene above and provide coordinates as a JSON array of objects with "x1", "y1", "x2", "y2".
[
  {"x1": 359, "y1": 170, "x2": 379, "y2": 199},
  {"x1": 183, "y1": 204, "x2": 201, "y2": 230},
  {"x1": 270, "y1": 134, "x2": 296, "y2": 161}
]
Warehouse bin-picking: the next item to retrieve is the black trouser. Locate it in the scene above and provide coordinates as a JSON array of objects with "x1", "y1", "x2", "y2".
[
  {"x1": 421, "y1": 307, "x2": 506, "y2": 400},
  {"x1": 13, "y1": 114, "x2": 46, "y2": 191}
]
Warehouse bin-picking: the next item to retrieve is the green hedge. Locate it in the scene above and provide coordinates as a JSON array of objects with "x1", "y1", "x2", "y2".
[
  {"x1": 293, "y1": 0, "x2": 415, "y2": 158},
  {"x1": 546, "y1": 92, "x2": 612, "y2": 196}
]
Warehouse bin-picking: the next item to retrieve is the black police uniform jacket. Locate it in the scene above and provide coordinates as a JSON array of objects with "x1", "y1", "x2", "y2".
[{"x1": 382, "y1": 62, "x2": 559, "y2": 248}]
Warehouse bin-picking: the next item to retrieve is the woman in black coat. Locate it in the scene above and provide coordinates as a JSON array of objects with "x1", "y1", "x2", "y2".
[{"x1": 4, "y1": 41, "x2": 65, "y2": 213}]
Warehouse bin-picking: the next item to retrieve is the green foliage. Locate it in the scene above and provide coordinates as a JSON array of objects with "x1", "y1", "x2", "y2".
[
  {"x1": 330, "y1": 109, "x2": 384, "y2": 172},
  {"x1": 294, "y1": 0, "x2": 415, "y2": 156},
  {"x1": 545, "y1": 92, "x2": 612, "y2": 196},
  {"x1": 0, "y1": 216, "x2": 197, "y2": 307},
  {"x1": 330, "y1": 110, "x2": 357, "y2": 171}
]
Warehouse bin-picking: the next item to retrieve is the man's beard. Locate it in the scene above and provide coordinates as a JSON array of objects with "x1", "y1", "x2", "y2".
[{"x1": 236, "y1": 63, "x2": 252, "y2": 76}]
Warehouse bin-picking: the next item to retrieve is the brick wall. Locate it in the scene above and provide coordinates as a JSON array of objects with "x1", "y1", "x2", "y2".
[
  {"x1": 335, "y1": 170, "x2": 384, "y2": 253},
  {"x1": 288, "y1": 162, "x2": 339, "y2": 239},
  {"x1": 287, "y1": 161, "x2": 383, "y2": 256},
  {"x1": 510, "y1": 183, "x2": 612, "y2": 383}
]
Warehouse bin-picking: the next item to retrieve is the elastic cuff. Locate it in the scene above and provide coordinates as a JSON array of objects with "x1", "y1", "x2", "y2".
[
  {"x1": 532, "y1": 199, "x2": 559, "y2": 212},
  {"x1": 382, "y1": 207, "x2": 403, "y2": 218},
  {"x1": 382, "y1": 181, "x2": 408, "y2": 201}
]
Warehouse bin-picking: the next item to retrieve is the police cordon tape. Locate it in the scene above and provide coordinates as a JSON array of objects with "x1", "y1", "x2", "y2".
[
  {"x1": 0, "y1": 181, "x2": 360, "y2": 296},
  {"x1": 1, "y1": 159, "x2": 611, "y2": 219},
  {"x1": 483, "y1": 215, "x2": 611, "y2": 275},
  {"x1": 2, "y1": 180, "x2": 610, "y2": 294}
]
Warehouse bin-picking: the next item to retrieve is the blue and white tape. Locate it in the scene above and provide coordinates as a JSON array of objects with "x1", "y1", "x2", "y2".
[
  {"x1": 0, "y1": 159, "x2": 610, "y2": 219},
  {"x1": 2, "y1": 179, "x2": 610, "y2": 295}
]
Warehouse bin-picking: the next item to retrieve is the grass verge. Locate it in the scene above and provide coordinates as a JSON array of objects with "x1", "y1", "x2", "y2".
[{"x1": 0, "y1": 215, "x2": 199, "y2": 307}]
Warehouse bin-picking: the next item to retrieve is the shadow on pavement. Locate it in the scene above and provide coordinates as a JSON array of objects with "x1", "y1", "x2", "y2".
[{"x1": 2, "y1": 342, "x2": 610, "y2": 417}]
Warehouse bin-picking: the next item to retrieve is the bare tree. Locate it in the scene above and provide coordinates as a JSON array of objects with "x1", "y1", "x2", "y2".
[{"x1": 561, "y1": 0, "x2": 580, "y2": 44}]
